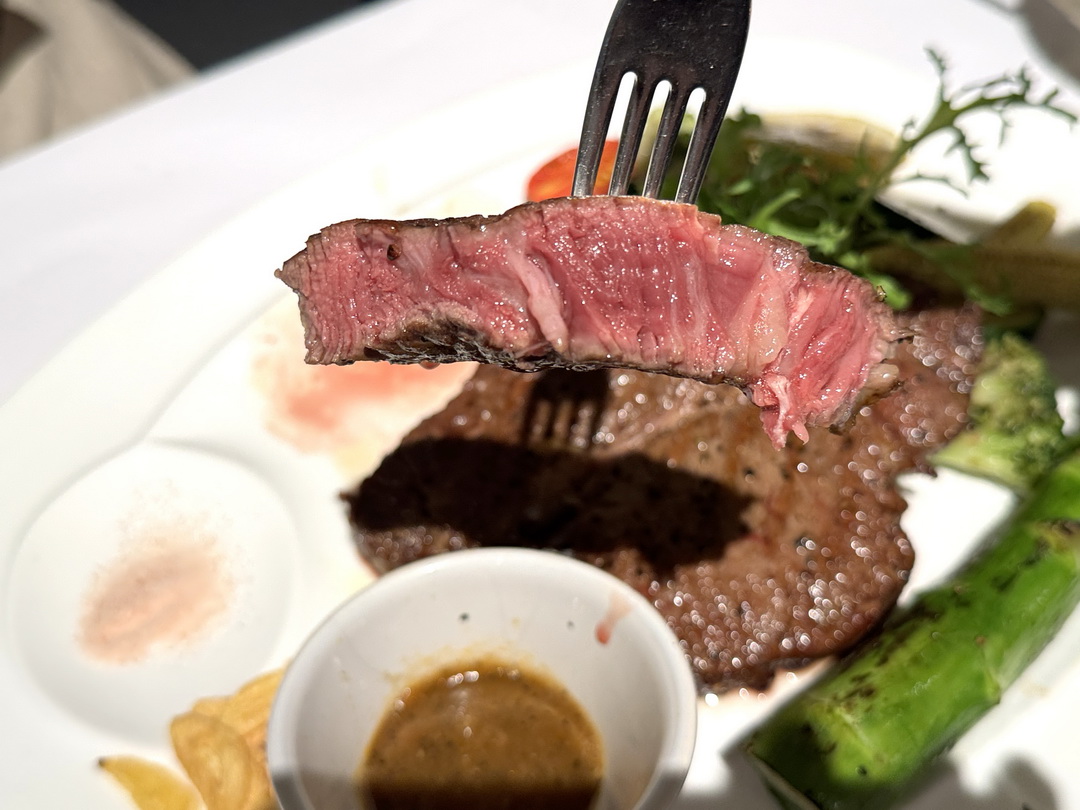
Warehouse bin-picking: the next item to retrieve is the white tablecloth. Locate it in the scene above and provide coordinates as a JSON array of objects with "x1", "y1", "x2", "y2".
[{"x1": 1, "y1": 0, "x2": 1078, "y2": 404}]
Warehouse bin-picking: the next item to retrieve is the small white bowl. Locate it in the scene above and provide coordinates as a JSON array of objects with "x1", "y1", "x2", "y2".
[{"x1": 267, "y1": 547, "x2": 697, "y2": 810}]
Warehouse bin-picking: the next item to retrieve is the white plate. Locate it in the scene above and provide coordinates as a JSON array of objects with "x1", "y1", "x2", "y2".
[{"x1": 2, "y1": 37, "x2": 1079, "y2": 810}]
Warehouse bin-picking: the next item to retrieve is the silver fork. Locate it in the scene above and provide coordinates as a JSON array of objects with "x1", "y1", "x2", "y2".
[
  {"x1": 524, "y1": 0, "x2": 750, "y2": 453},
  {"x1": 572, "y1": 0, "x2": 752, "y2": 204}
]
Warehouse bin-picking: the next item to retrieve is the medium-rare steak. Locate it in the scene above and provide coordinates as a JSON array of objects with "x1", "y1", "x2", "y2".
[
  {"x1": 345, "y1": 305, "x2": 980, "y2": 691},
  {"x1": 277, "y1": 196, "x2": 902, "y2": 447}
]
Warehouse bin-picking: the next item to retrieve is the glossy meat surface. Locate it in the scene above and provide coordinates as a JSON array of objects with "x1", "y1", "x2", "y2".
[
  {"x1": 345, "y1": 305, "x2": 981, "y2": 691},
  {"x1": 278, "y1": 196, "x2": 901, "y2": 446}
]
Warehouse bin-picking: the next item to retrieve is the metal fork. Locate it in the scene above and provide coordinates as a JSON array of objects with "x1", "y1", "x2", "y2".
[{"x1": 572, "y1": 0, "x2": 752, "y2": 204}]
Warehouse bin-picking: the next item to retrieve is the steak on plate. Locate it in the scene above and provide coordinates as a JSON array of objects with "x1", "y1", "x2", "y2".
[
  {"x1": 344, "y1": 305, "x2": 981, "y2": 691},
  {"x1": 277, "y1": 196, "x2": 902, "y2": 447}
]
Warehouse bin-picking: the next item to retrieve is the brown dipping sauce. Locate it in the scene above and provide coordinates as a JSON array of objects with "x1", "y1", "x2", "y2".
[{"x1": 356, "y1": 657, "x2": 604, "y2": 810}]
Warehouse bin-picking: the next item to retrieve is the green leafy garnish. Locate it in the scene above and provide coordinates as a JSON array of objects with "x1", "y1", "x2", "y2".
[
  {"x1": 882, "y1": 51, "x2": 1074, "y2": 189},
  {"x1": 673, "y1": 50, "x2": 1076, "y2": 311}
]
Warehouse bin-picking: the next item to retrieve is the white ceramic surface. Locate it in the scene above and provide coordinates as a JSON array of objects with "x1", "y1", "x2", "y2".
[
  {"x1": 8, "y1": 441, "x2": 298, "y2": 743},
  {"x1": 267, "y1": 547, "x2": 699, "y2": 810}
]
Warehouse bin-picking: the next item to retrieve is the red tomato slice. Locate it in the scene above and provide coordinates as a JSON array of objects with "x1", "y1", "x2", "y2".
[{"x1": 526, "y1": 139, "x2": 620, "y2": 201}]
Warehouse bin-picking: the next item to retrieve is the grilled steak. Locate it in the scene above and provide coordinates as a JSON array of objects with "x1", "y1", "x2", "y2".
[
  {"x1": 345, "y1": 305, "x2": 980, "y2": 691},
  {"x1": 278, "y1": 196, "x2": 902, "y2": 447}
]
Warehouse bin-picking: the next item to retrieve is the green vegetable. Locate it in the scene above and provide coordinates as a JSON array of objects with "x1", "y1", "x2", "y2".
[
  {"x1": 673, "y1": 51, "x2": 1075, "y2": 311},
  {"x1": 744, "y1": 444, "x2": 1080, "y2": 810},
  {"x1": 670, "y1": 49, "x2": 1080, "y2": 810},
  {"x1": 868, "y1": 234, "x2": 1080, "y2": 315},
  {"x1": 932, "y1": 332, "x2": 1068, "y2": 493}
]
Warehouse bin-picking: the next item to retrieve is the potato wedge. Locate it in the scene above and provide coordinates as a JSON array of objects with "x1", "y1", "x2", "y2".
[
  {"x1": 98, "y1": 755, "x2": 201, "y2": 810},
  {"x1": 170, "y1": 712, "x2": 254, "y2": 810},
  {"x1": 218, "y1": 669, "x2": 284, "y2": 754}
]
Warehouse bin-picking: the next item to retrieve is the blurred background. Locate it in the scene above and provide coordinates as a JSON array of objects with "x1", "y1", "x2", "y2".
[
  {"x1": 0, "y1": 0, "x2": 376, "y2": 159},
  {"x1": 4, "y1": 0, "x2": 1080, "y2": 163},
  {"x1": 112, "y1": 0, "x2": 370, "y2": 70}
]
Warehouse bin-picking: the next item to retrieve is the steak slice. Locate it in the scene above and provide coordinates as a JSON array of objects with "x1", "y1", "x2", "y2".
[
  {"x1": 277, "y1": 196, "x2": 902, "y2": 447},
  {"x1": 345, "y1": 305, "x2": 981, "y2": 691}
]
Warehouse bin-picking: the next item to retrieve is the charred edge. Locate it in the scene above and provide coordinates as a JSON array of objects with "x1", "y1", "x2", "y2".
[
  {"x1": 359, "y1": 210, "x2": 506, "y2": 232},
  {"x1": 355, "y1": 319, "x2": 755, "y2": 383},
  {"x1": 357, "y1": 320, "x2": 555, "y2": 370}
]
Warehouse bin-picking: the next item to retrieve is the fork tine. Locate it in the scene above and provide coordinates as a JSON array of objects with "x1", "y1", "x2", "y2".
[
  {"x1": 640, "y1": 81, "x2": 693, "y2": 198},
  {"x1": 677, "y1": 3, "x2": 750, "y2": 202},
  {"x1": 575, "y1": 0, "x2": 751, "y2": 204},
  {"x1": 608, "y1": 71, "x2": 659, "y2": 196},
  {"x1": 675, "y1": 95, "x2": 726, "y2": 204},
  {"x1": 676, "y1": 69, "x2": 745, "y2": 199},
  {"x1": 572, "y1": 63, "x2": 624, "y2": 197}
]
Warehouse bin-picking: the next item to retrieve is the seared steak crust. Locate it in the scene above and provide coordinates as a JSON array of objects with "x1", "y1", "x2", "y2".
[{"x1": 345, "y1": 306, "x2": 980, "y2": 691}]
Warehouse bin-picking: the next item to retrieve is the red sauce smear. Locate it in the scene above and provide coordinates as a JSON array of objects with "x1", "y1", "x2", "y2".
[
  {"x1": 250, "y1": 303, "x2": 471, "y2": 454},
  {"x1": 595, "y1": 591, "x2": 634, "y2": 645}
]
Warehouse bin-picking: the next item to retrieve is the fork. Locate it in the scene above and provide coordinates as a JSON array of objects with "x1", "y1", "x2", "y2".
[
  {"x1": 523, "y1": 0, "x2": 750, "y2": 452},
  {"x1": 572, "y1": 0, "x2": 752, "y2": 204},
  {"x1": 524, "y1": 0, "x2": 750, "y2": 452}
]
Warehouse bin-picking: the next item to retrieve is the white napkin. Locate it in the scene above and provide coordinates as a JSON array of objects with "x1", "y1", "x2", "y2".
[{"x1": 0, "y1": 0, "x2": 193, "y2": 159}]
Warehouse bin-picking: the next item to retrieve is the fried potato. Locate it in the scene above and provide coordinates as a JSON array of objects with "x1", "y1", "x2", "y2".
[
  {"x1": 217, "y1": 669, "x2": 283, "y2": 755},
  {"x1": 98, "y1": 755, "x2": 201, "y2": 810},
  {"x1": 189, "y1": 695, "x2": 229, "y2": 719},
  {"x1": 170, "y1": 712, "x2": 259, "y2": 810},
  {"x1": 170, "y1": 667, "x2": 285, "y2": 810},
  {"x1": 104, "y1": 668, "x2": 284, "y2": 810}
]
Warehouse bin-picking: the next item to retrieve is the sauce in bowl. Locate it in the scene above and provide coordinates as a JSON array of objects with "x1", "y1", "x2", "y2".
[{"x1": 356, "y1": 656, "x2": 604, "y2": 809}]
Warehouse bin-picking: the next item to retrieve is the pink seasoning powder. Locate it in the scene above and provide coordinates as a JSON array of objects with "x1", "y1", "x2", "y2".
[{"x1": 77, "y1": 521, "x2": 234, "y2": 665}]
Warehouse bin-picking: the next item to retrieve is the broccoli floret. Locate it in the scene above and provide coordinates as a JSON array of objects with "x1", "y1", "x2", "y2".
[{"x1": 933, "y1": 332, "x2": 1067, "y2": 493}]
